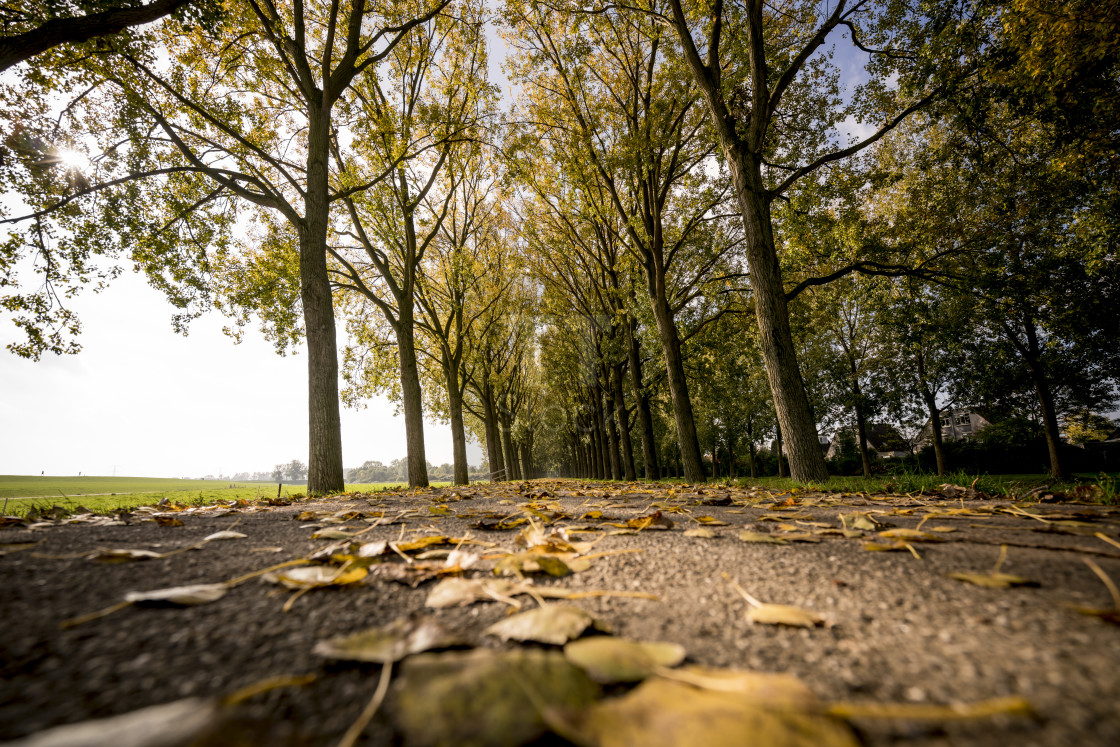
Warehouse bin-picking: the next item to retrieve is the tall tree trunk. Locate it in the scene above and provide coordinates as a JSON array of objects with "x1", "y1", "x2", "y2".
[
  {"x1": 395, "y1": 304, "x2": 429, "y2": 488},
  {"x1": 482, "y1": 382, "x2": 503, "y2": 481},
  {"x1": 613, "y1": 364, "x2": 637, "y2": 480},
  {"x1": 301, "y1": 110, "x2": 344, "y2": 496},
  {"x1": 669, "y1": 1, "x2": 829, "y2": 483},
  {"x1": 625, "y1": 321, "x2": 658, "y2": 479},
  {"x1": 915, "y1": 349, "x2": 948, "y2": 475},
  {"x1": 737, "y1": 186, "x2": 828, "y2": 482},
  {"x1": 589, "y1": 410, "x2": 603, "y2": 479},
  {"x1": 445, "y1": 366, "x2": 469, "y2": 486},
  {"x1": 602, "y1": 379, "x2": 622, "y2": 480},
  {"x1": 520, "y1": 441, "x2": 534, "y2": 480},
  {"x1": 1022, "y1": 322, "x2": 1066, "y2": 480},
  {"x1": 500, "y1": 410, "x2": 519, "y2": 480},
  {"x1": 849, "y1": 356, "x2": 872, "y2": 477},
  {"x1": 593, "y1": 389, "x2": 611, "y2": 479},
  {"x1": 747, "y1": 417, "x2": 758, "y2": 478},
  {"x1": 775, "y1": 422, "x2": 786, "y2": 478},
  {"x1": 649, "y1": 289, "x2": 706, "y2": 482}
]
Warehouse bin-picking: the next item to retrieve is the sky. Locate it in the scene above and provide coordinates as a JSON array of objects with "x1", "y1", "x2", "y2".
[{"x1": 0, "y1": 265, "x2": 483, "y2": 478}]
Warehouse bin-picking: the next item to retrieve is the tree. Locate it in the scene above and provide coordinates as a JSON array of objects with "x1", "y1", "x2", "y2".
[
  {"x1": 504, "y1": 0, "x2": 740, "y2": 481},
  {"x1": 1, "y1": 0, "x2": 452, "y2": 495},
  {"x1": 285, "y1": 459, "x2": 308, "y2": 481},
  {"x1": 0, "y1": 0, "x2": 217, "y2": 72},
  {"x1": 872, "y1": 109, "x2": 1119, "y2": 479},
  {"x1": 414, "y1": 145, "x2": 510, "y2": 485},
  {"x1": 654, "y1": 0, "x2": 966, "y2": 481},
  {"x1": 1063, "y1": 411, "x2": 1118, "y2": 446},
  {"x1": 331, "y1": 0, "x2": 492, "y2": 488}
]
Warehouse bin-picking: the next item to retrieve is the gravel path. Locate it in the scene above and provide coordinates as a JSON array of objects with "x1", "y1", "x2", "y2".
[{"x1": 2, "y1": 480, "x2": 1118, "y2": 745}]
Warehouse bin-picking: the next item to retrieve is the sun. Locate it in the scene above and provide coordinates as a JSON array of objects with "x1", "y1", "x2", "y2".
[{"x1": 55, "y1": 149, "x2": 91, "y2": 172}]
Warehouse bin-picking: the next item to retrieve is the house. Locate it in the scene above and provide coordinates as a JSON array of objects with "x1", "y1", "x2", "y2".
[
  {"x1": 917, "y1": 408, "x2": 994, "y2": 446},
  {"x1": 826, "y1": 424, "x2": 911, "y2": 460}
]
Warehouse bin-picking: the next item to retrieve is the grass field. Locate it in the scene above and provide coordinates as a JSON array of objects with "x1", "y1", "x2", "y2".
[
  {"x1": 3, "y1": 471, "x2": 1116, "y2": 517},
  {"x1": 0, "y1": 475, "x2": 451, "y2": 517}
]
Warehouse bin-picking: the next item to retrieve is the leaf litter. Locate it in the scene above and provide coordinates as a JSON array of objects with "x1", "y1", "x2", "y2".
[{"x1": 18, "y1": 477, "x2": 1096, "y2": 744}]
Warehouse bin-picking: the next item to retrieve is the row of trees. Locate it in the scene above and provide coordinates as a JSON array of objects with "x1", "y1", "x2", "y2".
[{"x1": 2, "y1": 0, "x2": 1117, "y2": 488}]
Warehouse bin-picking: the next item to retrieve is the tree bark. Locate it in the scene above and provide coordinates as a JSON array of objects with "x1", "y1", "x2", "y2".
[
  {"x1": 737, "y1": 182, "x2": 829, "y2": 482},
  {"x1": 747, "y1": 417, "x2": 758, "y2": 478},
  {"x1": 301, "y1": 110, "x2": 344, "y2": 496},
  {"x1": 1023, "y1": 321, "x2": 1066, "y2": 480},
  {"x1": 500, "y1": 409, "x2": 519, "y2": 480},
  {"x1": 520, "y1": 440, "x2": 534, "y2": 480},
  {"x1": 915, "y1": 349, "x2": 948, "y2": 475},
  {"x1": 602, "y1": 380, "x2": 623, "y2": 480},
  {"x1": 395, "y1": 303, "x2": 429, "y2": 488},
  {"x1": 593, "y1": 389, "x2": 611, "y2": 479},
  {"x1": 649, "y1": 287, "x2": 706, "y2": 482},
  {"x1": 588, "y1": 411, "x2": 603, "y2": 479},
  {"x1": 444, "y1": 365, "x2": 469, "y2": 485},
  {"x1": 613, "y1": 364, "x2": 637, "y2": 480},
  {"x1": 481, "y1": 382, "x2": 503, "y2": 481},
  {"x1": 625, "y1": 319, "x2": 659, "y2": 479},
  {"x1": 665, "y1": 0, "x2": 829, "y2": 483},
  {"x1": 0, "y1": 0, "x2": 194, "y2": 72},
  {"x1": 775, "y1": 422, "x2": 786, "y2": 478}
]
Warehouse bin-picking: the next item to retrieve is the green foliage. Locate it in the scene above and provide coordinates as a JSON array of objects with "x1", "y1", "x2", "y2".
[{"x1": 1063, "y1": 411, "x2": 1119, "y2": 446}]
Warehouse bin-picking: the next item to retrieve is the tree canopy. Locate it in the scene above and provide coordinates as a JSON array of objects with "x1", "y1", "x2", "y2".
[{"x1": 2, "y1": 0, "x2": 1116, "y2": 485}]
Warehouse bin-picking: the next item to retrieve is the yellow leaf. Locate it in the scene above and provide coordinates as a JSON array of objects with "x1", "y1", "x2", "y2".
[{"x1": 747, "y1": 603, "x2": 825, "y2": 628}]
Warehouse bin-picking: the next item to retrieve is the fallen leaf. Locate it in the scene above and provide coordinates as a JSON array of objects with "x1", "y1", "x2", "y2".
[
  {"x1": 86, "y1": 549, "x2": 163, "y2": 563},
  {"x1": 948, "y1": 572, "x2": 1038, "y2": 589},
  {"x1": 863, "y1": 540, "x2": 916, "y2": 553},
  {"x1": 625, "y1": 511, "x2": 674, "y2": 530},
  {"x1": 425, "y1": 577, "x2": 531, "y2": 608},
  {"x1": 124, "y1": 583, "x2": 229, "y2": 606},
  {"x1": 393, "y1": 536, "x2": 450, "y2": 552},
  {"x1": 358, "y1": 541, "x2": 389, "y2": 557},
  {"x1": 485, "y1": 604, "x2": 609, "y2": 644},
  {"x1": 313, "y1": 616, "x2": 465, "y2": 663},
  {"x1": 8, "y1": 698, "x2": 221, "y2": 746},
  {"x1": 203, "y1": 530, "x2": 247, "y2": 541},
  {"x1": 747, "y1": 603, "x2": 826, "y2": 628},
  {"x1": 264, "y1": 565, "x2": 368, "y2": 590},
  {"x1": 659, "y1": 666, "x2": 817, "y2": 708},
  {"x1": 694, "y1": 516, "x2": 730, "y2": 526},
  {"x1": 563, "y1": 637, "x2": 686, "y2": 683},
  {"x1": 738, "y1": 531, "x2": 789, "y2": 545},
  {"x1": 579, "y1": 677, "x2": 857, "y2": 747},
  {"x1": 153, "y1": 516, "x2": 184, "y2": 527},
  {"x1": 312, "y1": 528, "x2": 362, "y2": 540},
  {"x1": 878, "y1": 528, "x2": 940, "y2": 542},
  {"x1": 684, "y1": 528, "x2": 717, "y2": 539},
  {"x1": 393, "y1": 649, "x2": 599, "y2": 747},
  {"x1": 827, "y1": 695, "x2": 1034, "y2": 721}
]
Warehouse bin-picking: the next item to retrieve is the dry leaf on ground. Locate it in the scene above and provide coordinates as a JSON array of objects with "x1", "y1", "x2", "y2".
[
  {"x1": 203, "y1": 530, "x2": 247, "y2": 541},
  {"x1": 738, "y1": 531, "x2": 789, "y2": 545},
  {"x1": 578, "y1": 677, "x2": 858, "y2": 747},
  {"x1": 393, "y1": 648, "x2": 599, "y2": 747},
  {"x1": 563, "y1": 637, "x2": 686, "y2": 683},
  {"x1": 124, "y1": 584, "x2": 229, "y2": 606},
  {"x1": 8, "y1": 698, "x2": 220, "y2": 747},
  {"x1": 485, "y1": 604, "x2": 609, "y2": 644},
  {"x1": 425, "y1": 577, "x2": 532, "y2": 608},
  {"x1": 85, "y1": 549, "x2": 163, "y2": 563},
  {"x1": 747, "y1": 603, "x2": 826, "y2": 628},
  {"x1": 313, "y1": 616, "x2": 465, "y2": 663},
  {"x1": 263, "y1": 565, "x2": 368, "y2": 590}
]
